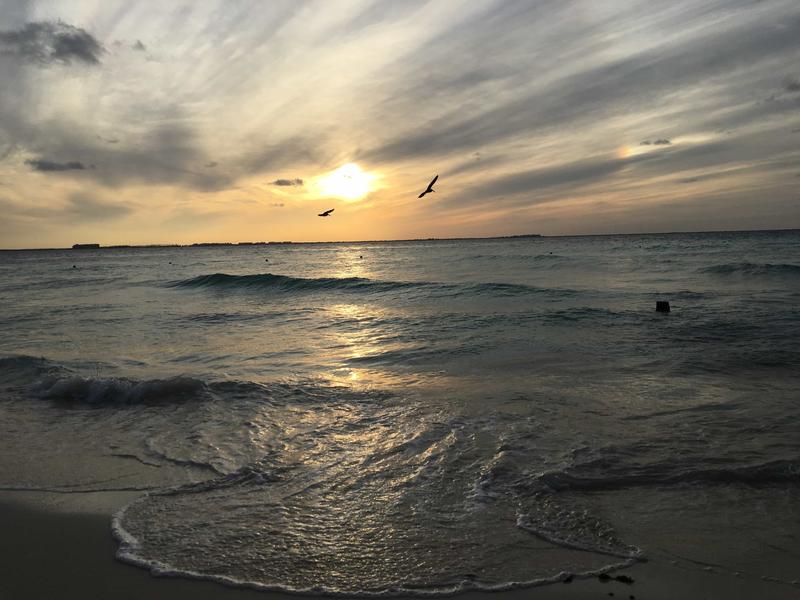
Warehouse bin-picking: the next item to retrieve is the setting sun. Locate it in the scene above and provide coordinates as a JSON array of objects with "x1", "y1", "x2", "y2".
[{"x1": 316, "y1": 163, "x2": 375, "y2": 201}]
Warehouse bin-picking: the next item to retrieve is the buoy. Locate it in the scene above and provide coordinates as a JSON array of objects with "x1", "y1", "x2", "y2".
[{"x1": 656, "y1": 300, "x2": 670, "y2": 313}]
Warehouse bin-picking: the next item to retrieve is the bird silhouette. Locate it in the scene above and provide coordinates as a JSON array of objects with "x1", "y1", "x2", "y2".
[
  {"x1": 418, "y1": 174, "x2": 438, "y2": 198},
  {"x1": 318, "y1": 208, "x2": 334, "y2": 217}
]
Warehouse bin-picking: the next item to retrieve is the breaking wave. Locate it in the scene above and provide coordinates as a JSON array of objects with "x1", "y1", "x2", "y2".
[{"x1": 32, "y1": 374, "x2": 210, "y2": 405}]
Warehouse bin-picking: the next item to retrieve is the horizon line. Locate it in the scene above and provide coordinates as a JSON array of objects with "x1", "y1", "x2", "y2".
[{"x1": 1, "y1": 227, "x2": 798, "y2": 252}]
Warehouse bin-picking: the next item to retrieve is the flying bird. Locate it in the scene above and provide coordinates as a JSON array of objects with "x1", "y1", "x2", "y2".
[
  {"x1": 318, "y1": 209, "x2": 334, "y2": 217},
  {"x1": 418, "y1": 175, "x2": 438, "y2": 198}
]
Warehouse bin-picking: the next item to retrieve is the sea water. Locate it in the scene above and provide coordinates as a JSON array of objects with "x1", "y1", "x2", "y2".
[{"x1": 1, "y1": 231, "x2": 798, "y2": 594}]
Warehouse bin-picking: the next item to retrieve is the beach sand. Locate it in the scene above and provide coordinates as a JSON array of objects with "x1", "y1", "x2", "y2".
[{"x1": 2, "y1": 491, "x2": 798, "y2": 600}]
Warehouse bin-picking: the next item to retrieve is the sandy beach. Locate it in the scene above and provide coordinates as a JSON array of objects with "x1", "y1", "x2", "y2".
[{"x1": 2, "y1": 490, "x2": 798, "y2": 600}]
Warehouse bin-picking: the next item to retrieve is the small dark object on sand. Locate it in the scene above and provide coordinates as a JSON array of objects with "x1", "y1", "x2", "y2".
[
  {"x1": 265, "y1": 258, "x2": 269, "y2": 262},
  {"x1": 598, "y1": 573, "x2": 612, "y2": 582},
  {"x1": 563, "y1": 574, "x2": 574, "y2": 584},
  {"x1": 656, "y1": 300, "x2": 670, "y2": 312},
  {"x1": 615, "y1": 575, "x2": 634, "y2": 584}
]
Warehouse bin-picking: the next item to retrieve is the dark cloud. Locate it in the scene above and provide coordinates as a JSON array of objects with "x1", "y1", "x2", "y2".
[
  {"x1": 785, "y1": 78, "x2": 800, "y2": 92},
  {"x1": 640, "y1": 139, "x2": 671, "y2": 146},
  {"x1": 271, "y1": 178, "x2": 303, "y2": 186},
  {"x1": 15, "y1": 120, "x2": 235, "y2": 191},
  {"x1": 132, "y1": 40, "x2": 146, "y2": 52},
  {"x1": 0, "y1": 21, "x2": 103, "y2": 66},
  {"x1": 205, "y1": 161, "x2": 218, "y2": 168},
  {"x1": 25, "y1": 158, "x2": 85, "y2": 171}
]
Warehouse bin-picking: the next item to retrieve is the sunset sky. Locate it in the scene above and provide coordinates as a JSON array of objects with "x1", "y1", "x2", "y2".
[{"x1": 1, "y1": 0, "x2": 799, "y2": 248}]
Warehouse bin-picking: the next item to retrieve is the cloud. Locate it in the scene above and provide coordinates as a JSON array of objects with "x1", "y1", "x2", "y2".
[
  {"x1": 446, "y1": 154, "x2": 510, "y2": 177},
  {"x1": 1, "y1": 1, "x2": 799, "y2": 243},
  {"x1": 365, "y1": 10, "x2": 800, "y2": 163},
  {"x1": 455, "y1": 155, "x2": 634, "y2": 206},
  {"x1": 784, "y1": 78, "x2": 800, "y2": 92},
  {"x1": 16, "y1": 120, "x2": 234, "y2": 191},
  {"x1": 242, "y1": 137, "x2": 322, "y2": 175},
  {"x1": 0, "y1": 193, "x2": 131, "y2": 222},
  {"x1": 0, "y1": 21, "x2": 103, "y2": 66},
  {"x1": 271, "y1": 178, "x2": 303, "y2": 186},
  {"x1": 65, "y1": 194, "x2": 133, "y2": 221},
  {"x1": 25, "y1": 158, "x2": 86, "y2": 171}
]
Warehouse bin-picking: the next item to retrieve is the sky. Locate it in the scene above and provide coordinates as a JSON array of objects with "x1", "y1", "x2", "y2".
[{"x1": 0, "y1": 0, "x2": 799, "y2": 248}]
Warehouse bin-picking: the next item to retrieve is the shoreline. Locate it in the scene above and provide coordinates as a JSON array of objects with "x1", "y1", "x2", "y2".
[{"x1": 2, "y1": 490, "x2": 798, "y2": 600}]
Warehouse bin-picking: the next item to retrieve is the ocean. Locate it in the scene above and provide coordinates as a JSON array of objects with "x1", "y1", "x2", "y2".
[{"x1": 1, "y1": 230, "x2": 799, "y2": 595}]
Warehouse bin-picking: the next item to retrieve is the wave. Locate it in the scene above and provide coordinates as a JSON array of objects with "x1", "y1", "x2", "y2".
[
  {"x1": 112, "y1": 488, "x2": 635, "y2": 597},
  {"x1": 1, "y1": 355, "x2": 393, "y2": 408},
  {"x1": 0, "y1": 355, "x2": 67, "y2": 388},
  {"x1": 169, "y1": 272, "x2": 580, "y2": 299},
  {"x1": 700, "y1": 262, "x2": 800, "y2": 277},
  {"x1": 32, "y1": 374, "x2": 210, "y2": 405},
  {"x1": 534, "y1": 459, "x2": 800, "y2": 492},
  {"x1": 171, "y1": 272, "x2": 426, "y2": 293}
]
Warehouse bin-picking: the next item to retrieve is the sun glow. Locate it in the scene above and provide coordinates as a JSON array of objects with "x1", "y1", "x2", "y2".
[{"x1": 316, "y1": 163, "x2": 375, "y2": 201}]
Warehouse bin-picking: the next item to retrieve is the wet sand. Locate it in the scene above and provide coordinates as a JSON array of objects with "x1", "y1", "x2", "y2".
[{"x1": 1, "y1": 491, "x2": 797, "y2": 600}]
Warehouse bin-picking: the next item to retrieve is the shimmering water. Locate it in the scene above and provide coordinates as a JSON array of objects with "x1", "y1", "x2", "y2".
[{"x1": 1, "y1": 231, "x2": 799, "y2": 594}]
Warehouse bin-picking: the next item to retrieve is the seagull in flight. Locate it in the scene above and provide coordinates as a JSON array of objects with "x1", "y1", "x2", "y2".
[
  {"x1": 418, "y1": 175, "x2": 438, "y2": 198},
  {"x1": 318, "y1": 208, "x2": 335, "y2": 217}
]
